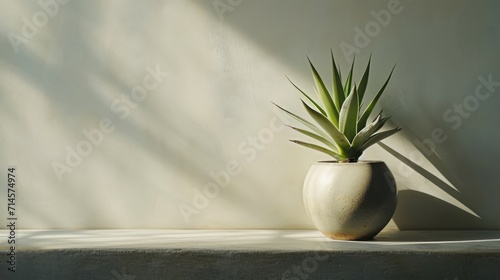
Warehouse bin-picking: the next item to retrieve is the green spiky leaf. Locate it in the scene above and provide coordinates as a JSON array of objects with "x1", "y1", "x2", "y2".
[
  {"x1": 339, "y1": 86, "x2": 359, "y2": 142},
  {"x1": 290, "y1": 140, "x2": 346, "y2": 161},
  {"x1": 273, "y1": 102, "x2": 329, "y2": 140},
  {"x1": 286, "y1": 76, "x2": 326, "y2": 116},
  {"x1": 288, "y1": 125, "x2": 339, "y2": 153},
  {"x1": 351, "y1": 112, "x2": 387, "y2": 150},
  {"x1": 344, "y1": 56, "x2": 355, "y2": 98},
  {"x1": 330, "y1": 50, "x2": 345, "y2": 113},
  {"x1": 307, "y1": 57, "x2": 339, "y2": 126},
  {"x1": 302, "y1": 100, "x2": 350, "y2": 153},
  {"x1": 358, "y1": 65, "x2": 395, "y2": 129},
  {"x1": 360, "y1": 127, "x2": 402, "y2": 152},
  {"x1": 357, "y1": 54, "x2": 371, "y2": 103}
]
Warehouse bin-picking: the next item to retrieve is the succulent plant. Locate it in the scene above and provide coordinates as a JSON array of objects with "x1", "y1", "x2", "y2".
[{"x1": 275, "y1": 52, "x2": 401, "y2": 162}]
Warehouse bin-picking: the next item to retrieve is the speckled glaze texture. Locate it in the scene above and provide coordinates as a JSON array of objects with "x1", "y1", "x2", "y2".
[{"x1": 303, "y1": 161, "x2": 397, "y2": 240}]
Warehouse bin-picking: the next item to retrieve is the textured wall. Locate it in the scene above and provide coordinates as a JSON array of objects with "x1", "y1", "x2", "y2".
[{"x1": 0, "y1": 0, "x2": 499, "y2": 229}]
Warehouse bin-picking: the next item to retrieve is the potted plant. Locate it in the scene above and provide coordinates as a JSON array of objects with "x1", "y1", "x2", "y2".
[{"x1": 275, "y1": 52, "x2": 401, "y2": 240}]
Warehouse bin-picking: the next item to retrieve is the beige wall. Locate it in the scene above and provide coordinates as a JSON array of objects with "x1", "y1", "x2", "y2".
[{"x1": 1, "y1": 0, "x2": 499, "y2": 229}]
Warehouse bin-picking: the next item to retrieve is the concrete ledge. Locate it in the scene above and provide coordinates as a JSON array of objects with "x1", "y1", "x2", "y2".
[{"x1": 1, "y1": 230, "x2": 500, "y2": 279}]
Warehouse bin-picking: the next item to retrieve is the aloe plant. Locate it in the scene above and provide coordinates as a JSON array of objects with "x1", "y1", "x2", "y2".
[{"x1": 275, "y1": 52, "x2": 401, "y2": 162}]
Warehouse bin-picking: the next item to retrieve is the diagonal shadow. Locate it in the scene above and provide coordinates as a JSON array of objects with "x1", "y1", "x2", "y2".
[
  {"x1": 377, "y1": 141, "x2": 485, "y2": 229},
  {"x1": 377, "y1": 142, "x2": 465, "y2": 204}
]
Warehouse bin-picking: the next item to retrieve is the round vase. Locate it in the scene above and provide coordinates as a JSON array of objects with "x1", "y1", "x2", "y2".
[{"x1": 303, "y1": 161, "x2": 397, "y2": 240}]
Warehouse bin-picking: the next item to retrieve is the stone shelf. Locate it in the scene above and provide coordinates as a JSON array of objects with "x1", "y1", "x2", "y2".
[{"x1": 1, "y1": 230, "x2": 500, "y2": 279}]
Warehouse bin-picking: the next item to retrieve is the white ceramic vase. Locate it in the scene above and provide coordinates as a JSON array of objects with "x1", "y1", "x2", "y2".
[{"x1": 303, "y1": 161, "x2": 397, "y2": 240}]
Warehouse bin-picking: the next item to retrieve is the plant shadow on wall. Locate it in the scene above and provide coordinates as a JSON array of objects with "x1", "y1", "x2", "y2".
[
  {"x1": 378, "y1": 130, "x2": 485, "y2": 230},
  {"x1": 392, "y1": 90, "x2": 493, "y2": 228},
  {"x1": 384, "y1": 68, "x2": 500, "y2": 230}
]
